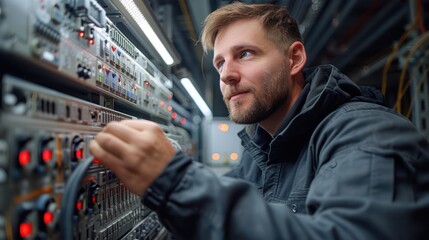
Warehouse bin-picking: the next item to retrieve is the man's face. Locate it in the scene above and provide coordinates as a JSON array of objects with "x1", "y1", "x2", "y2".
[{"x1": 213, "y1": 19, "x2": 292, "y2": 124}]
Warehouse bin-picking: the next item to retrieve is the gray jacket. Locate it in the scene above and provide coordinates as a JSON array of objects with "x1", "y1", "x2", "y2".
[{"x1": 143, "y1": 65, "x2": 429, "y2": 239}]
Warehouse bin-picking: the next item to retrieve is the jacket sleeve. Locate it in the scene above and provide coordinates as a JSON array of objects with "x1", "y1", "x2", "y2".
[{"x1": 143, "y1": 103, "x2": 429, "y2": 240}]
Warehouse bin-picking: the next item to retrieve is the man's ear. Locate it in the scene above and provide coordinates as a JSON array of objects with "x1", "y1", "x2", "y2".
[{"x1": 287, "y1": 41, "x2": 307, "y2": 76}]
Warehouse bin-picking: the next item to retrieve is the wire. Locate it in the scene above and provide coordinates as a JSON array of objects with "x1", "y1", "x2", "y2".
[
  {"x1": 395, "y1": 32, "x2": 429, "y2": 113},
  {"x1": 60, "y1": 156, "x2": 95, "y2": 240},
  {"x1": 405, "y1": 67, "x2": 429, "y2": 118},
  {"x1": 416, "y1": 0, "x2": 426, "y2": 34},
  {"x1": 381, "y1": 19, "x2": 417, "y2": 96},
  {"x1": 394, "y1": 48, "x2": 429, "y2": 107}
]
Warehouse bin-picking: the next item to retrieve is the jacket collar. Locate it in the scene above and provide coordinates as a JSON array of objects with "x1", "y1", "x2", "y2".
[
  {"x1": 240, "y1": 65, "x2": 362, "y2": 152},
  {"x1": 274, "y1": 64, "x2": 361, "y2": 138}
]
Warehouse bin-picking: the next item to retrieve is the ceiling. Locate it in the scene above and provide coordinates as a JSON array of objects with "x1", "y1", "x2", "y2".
[{"x1": 101, "y1": 0, "x2": 426, "y2": 118}]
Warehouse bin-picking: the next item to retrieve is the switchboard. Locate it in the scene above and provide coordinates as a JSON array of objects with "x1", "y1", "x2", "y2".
[{"x1": 0, "y1": 0, "x2": 189, "y2": 239}]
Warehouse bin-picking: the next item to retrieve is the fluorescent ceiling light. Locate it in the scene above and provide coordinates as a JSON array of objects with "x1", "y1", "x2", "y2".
[
  {"x1": 180, "y1": 78, "x2": 213, "y2": 119},
  {"x1": 119, "y1": 0, "x2": 175, "y2": 65}
]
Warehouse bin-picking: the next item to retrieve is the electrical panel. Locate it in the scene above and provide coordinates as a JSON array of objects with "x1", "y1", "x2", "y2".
[{"x1": 0, "y1": 0, "x2": 190, "y2": 239}]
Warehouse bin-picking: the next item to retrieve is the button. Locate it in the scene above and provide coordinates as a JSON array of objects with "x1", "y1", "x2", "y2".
[{"x1": 291, "y1": 204, "x2": 297, "y2": 213}]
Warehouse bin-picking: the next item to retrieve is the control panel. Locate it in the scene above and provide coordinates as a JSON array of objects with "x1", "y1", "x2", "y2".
[
  {"x1": 0, "y1": 0, "x2": 190, "y2": 239},
  {"x1": 0, "y1": 76, "x2": 172, "y2": 239}
]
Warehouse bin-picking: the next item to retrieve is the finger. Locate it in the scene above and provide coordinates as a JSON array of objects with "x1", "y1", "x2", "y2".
[
  {"x1": 102, "y1": 121, "x2": 141, "y2": 144},
  {"x1": 89, "y1": 139, "x2": 123, "y2": 171},
  {"x1": 94, "y1": 131, "x2": 132, "y2": 160},
  {"x1": 120, "y1": 120, "x2": 171, "y2": 146},
  {"x1": 120, "y1": 119, "x2": 162, "y2": 132},
  {"x1": 89, "y1": 140, "x2": 136, "y2": 191},
  {"x1": 103, "y1": 121, "x2": 166, "y2": 154}
]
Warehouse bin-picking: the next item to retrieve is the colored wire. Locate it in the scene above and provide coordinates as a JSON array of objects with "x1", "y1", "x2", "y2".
[
  {"x1": 381, "y1": 19, "x2": 417, "y2": 96},
  {"x1": 394, "y1": 48, "x2": 429, "y2": 107},
  {"x1": 395, "y1": 32, "x2": 429, "y2": 113},
  {"x1": 405, "y1": 67, "x2": 429, "y2": 118}
]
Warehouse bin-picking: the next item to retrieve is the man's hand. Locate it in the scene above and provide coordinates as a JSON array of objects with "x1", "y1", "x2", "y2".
[{"x1": 89, "y1": 119, "x2": 176, "y2": 196}]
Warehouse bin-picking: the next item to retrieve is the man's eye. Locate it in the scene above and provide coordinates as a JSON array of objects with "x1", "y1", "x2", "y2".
[
  {"x1": 216, "y1": 61, "x2": 224, "y2": 70},
  {"x1": 240, "y1": 51, "x2": 252, "y2": 58}
]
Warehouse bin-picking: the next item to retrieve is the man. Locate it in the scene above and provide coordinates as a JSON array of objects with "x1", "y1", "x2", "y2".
[{"x1": 89, "y1": 2, "x2": 429, "y2": 239}]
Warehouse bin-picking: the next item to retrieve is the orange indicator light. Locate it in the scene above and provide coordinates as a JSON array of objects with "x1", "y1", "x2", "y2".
[
  {"x1": 212, "y1": 153, "x2": 220, "y2": 161},
  {"x1": 230, "y1": 152, "x2": 239, "y2": 161}
]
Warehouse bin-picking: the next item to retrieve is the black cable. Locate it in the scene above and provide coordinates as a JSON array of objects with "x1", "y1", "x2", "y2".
[{"x1": 60, "y1": 156, "x2": 94, "y2": 240}]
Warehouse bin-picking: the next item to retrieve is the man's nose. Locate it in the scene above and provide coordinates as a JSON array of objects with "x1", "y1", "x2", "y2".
[{"x1": 220, "y1": 61, "x2": 240, "y2": 85}]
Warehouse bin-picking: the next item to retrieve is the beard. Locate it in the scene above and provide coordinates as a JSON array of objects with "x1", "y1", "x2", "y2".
[{"x1": 225, "y1": 65, "x2": 290, "y2": 124}]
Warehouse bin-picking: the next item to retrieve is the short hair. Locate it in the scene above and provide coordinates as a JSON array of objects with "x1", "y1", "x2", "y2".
[{"x1": 201, "y1": 1, "x2": 303, "y2": 53}]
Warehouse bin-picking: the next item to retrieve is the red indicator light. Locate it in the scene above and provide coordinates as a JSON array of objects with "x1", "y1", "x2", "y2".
[
  {"x1": 78, "y1": 31, "x2": 84, "y2": 38},
  {"x1": 19, "y1": 222, "x2": 33, "y2": 238},
  {"x1": 160, "y1": 101, "x2": 165, "y2": 106},
  {"x1": 19, "y1": 150, "x2": 31, "y2": 166},
  {"x1": 167, "y1": 106, "x2": 173, "y2": 112},
  {"x1": 92, "y1": 196, "x2": 97, "y2": 204},
  {"x1": 92, "y1": 158, "x2": 100, "y2": 164},
  {"x1": 171, "y1": 112, "x2": 177, "y2": 119},
  {"x1": 180, "y1": 118, "x2": 187, "y2": 125},
  {"x1": 88, "y1": 39, "x2": 94, "y2": 45},
  {"x1": 76, "y1": 201, "x2": 83, "y2": 210},
  {"x1": 144, "y1": 81, "x2": 149, "y2": 87},
  {"x1": 43, "y1": 211, "x2": 54, "y2": 225},
  {"x1": 75, "y1": 149, "x2": 83, "y2": 159},
  {"x1": 42, "y1": 149, "x2": 52, "y2": 162}
]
